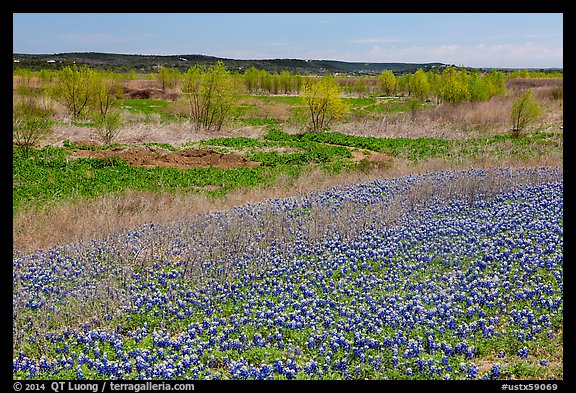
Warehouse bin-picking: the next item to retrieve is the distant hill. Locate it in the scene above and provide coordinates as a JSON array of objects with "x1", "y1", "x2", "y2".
[{"x1": 12, "y1": 52, "x2": 446, "y2": 75}]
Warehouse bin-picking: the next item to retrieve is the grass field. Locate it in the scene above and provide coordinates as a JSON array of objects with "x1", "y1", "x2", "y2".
[{"x1": 13, "y1": 76, "x2": 563, "y2": 380}]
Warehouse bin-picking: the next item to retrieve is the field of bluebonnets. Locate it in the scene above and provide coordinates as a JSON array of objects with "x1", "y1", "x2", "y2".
[{"x1": 13, "y1": 167, "x2": 563, "y2": 380}]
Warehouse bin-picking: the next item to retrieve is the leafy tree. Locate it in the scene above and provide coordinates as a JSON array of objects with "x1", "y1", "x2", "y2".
[
  {"x1": 427, "y1": 71, "x2": 443, "y2": 104},
  {"x1": 50, "y1": 64, "x2": 95, "y2": 120},
  {"x1": 410, "y1": 69, "x2": 431, "y2": 101},
  {"x1": 378, "y1": 70, "x2": 397, "y2": 96},
  {"x1": 182, "y1": 61, "x2": 241, "y2": 132},
  {"x1": 244, "y1": 66, "x2": 260, "y2": 93},
  {"x1": 484, "y1": 70, "x2": 507, "y2": 98},
  {"x1": 353, "y1": 78, "x2": 368, "y2": 96},
  {"x1": 438, "y1": 66, "x2": 471, "y2": 104},
  {"x1": 271, "y1": 72, "x2": 280, "y2": 94},
  {"x1": 293, "y1": 72, "x2": 303, "y2": 94},
  {"x1": 301, "y1": 75, "x2": 347, "y2": 132},
  {"x1": 259, "y1": 69, "x2": 272, "y2": 93},
  {"x1": 510, "y1": 90, "x2": 542, "y2": 136},
  {"x1": 398, "y1": 73, "x2": 413, "y2": 96},
  {"x1": 467, "y1": 70, "x2": 489, "y2": 102},
  {"x1": 279, "y1": 71, "x2": 293, "y2": 94}
]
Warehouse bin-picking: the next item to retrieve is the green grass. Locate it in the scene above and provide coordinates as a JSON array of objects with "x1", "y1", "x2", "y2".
[
  {"x1": 12, "y1": 146, "x2": 274, "y2": 212},
  {"x1": 242, "y1": 95, "x2": 303, "y2": 106},
  {"x1": 119, "y1": 98, "x2": 176, "y2": 121},
  {"x1": 345, "y1": 96, "x2": 430, "y2": 116},
  {"x1": 261, "y1": 128, "x2": 562, "y2": 162},
  {"x1": 13, "y1": 127, "x2": 562, "y2": 213},
  {"x1": 13, "y1": 141, "x2": 351, "y2": 213}
]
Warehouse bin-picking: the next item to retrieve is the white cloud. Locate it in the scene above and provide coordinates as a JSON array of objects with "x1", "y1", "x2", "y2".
[
  {"x1": 336, "y1": 42, "x2": 562, "y2": 68},
  {"x1": 348, "y1": 38, "x2": 405, "y2": 44}
]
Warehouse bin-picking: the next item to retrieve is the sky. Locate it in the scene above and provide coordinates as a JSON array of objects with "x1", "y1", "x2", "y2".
[{"x1": 13, "y1": 13, "x2": 563, "y2": 68}]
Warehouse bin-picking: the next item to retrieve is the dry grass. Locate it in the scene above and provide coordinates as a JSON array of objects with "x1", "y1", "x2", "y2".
[
  {"x1": 13, "y1": 152, "x2": 562, "y2": 254},
  {"x1": 164, "y1": 99, "x2": 190, "y2": 117},
  {"x1": 333, "y1": 86, "x2": 563, "y2": 139},
  {"x1": 13, "y1": 75, "x2": 45, "y2": 91},
  {"x1": 244, "y1": 99, "x2": 293, "y2": 121}
]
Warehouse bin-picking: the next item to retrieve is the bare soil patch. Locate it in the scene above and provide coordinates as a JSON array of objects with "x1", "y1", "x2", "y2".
[
  {"x1": 350, "y1": 149, "x2": 392, "y2": 166},
  {"x1": 66, "y1": 145, "x2": 261, "y2": 169}
]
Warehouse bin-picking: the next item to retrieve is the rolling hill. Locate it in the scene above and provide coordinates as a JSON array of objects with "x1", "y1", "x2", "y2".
[{"x1": 12, "y1": 52, "x2": 446, "y2": 75}]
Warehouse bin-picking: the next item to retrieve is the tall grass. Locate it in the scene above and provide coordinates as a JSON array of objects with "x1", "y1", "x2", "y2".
[{"x1": 14, "y1": 152, "x2": 562, "y2": 255}]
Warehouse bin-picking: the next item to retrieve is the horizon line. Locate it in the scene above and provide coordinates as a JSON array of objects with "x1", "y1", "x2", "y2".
[{"x1": 12, "y1": 51, "x2": 564, "y2": 70}]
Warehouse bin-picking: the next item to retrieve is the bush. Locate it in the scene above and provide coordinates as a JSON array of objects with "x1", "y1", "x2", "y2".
[
  {"x1": 510, "y1": 90, "x2": 542, "y2": 137},
  {"x1": 92, "y1": 111, "x2": 123, "y2": 145},
  {"x1": 13, "y1": 95, "x2": 54, "y2": 157}
]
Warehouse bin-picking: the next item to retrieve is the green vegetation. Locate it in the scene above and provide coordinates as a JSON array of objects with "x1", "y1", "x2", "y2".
[
  {"x1": 120, "y1": 98, "x2": 171, "y2": 118},
  {"x1": 301, "y1": 75, "x2": 348, "y2": 132},
  {"x1": 13, "y1": 146, "x2": 270, "y2": 212},
  {"x1": 13, "y1": 127, "x2": 562, "y2": 213},
  {"x1": 49, "y1": 64, "x2": 95, "y2": 120},
  {"x1": 182, "y1": 61, "x2": 242, "y2": 131},
  {"x1": 377, "y1": 70, "x2": 397, "y2": 96},
  {"x1": 92, "y1": 111, "x2": 123, "y2": 145},
  {"x1": 510, "y1": 90, "x2": 543, "y2": 136},
  {"x1": 12, "y1": 63, "x2": 563, "y2": 217}
]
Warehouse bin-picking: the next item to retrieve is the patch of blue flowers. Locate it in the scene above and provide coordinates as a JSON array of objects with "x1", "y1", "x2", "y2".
[{"x1": 13, "y1": 168, "x2": 563, "y2": 380}]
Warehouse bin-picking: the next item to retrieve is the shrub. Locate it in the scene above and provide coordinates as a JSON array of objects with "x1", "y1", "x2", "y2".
[
  {"x1": 92, "y1": 111, "x2": 123, "y2": 145},
  {"x1": 510, "y1": 90, "x2": 542, "y2": 137},
  {"x1": 13, "y1": 95, "x2": 54, "y2": 157}
]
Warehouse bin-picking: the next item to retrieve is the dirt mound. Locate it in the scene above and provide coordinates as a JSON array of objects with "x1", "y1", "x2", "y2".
[
  {"x1": 66, "y1": 145, "x2": 261, "y2": 169},
  {"x1": 123, "y1": 87, "x2": 165, "y2": 99},
  {"x1": 121, "y1": 79, "x2": 180, "y2": 100}
]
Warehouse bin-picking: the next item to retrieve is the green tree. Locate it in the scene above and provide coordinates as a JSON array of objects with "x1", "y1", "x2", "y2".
[
  {"x1": 467, "y1": 70, "x2": 489, "y2": 102},
  {"x1": 182, "y1": 61, "x2": 240, "y2": 132},
  {"x1": 484, "y1": 70, "x2": 507, "y2": 98},
  {"x1": 244, "y1": 66, "x2": 260, "y2": 93},
  {"x1": 353, "y1": 78, "x2": 368, "y2": 96},
  {"x1": 50, "y1": 64, "x2": 95, "y2": 120},
  {"x1": 427, "y1": 71, "x2": 443, "y2": 104},
  {"x1": 259, "y1": 70, "x2": 272, "y2": 93},
  {"x1": 397, "y1": 73, "x2": 413, "y2": 96},
  {"x1": 279, "y1": 71, "x2": 293, "y2": 94},
  {"x1": 293, "y1": 72, "x2": 303, "y2": 93},
  {"x1": 510, "y1": 90, "x2": 542, "y2": 136},
  {"x1": 438, "y1": 66, "x2": 471, "y2": 104},
  {"x1": 410, "y1": 69, "x2": 431, "y2": 101},
  {"x1": 271, "y1": 72, "x2": 280, "y2": 94},
  {"x1": 301, "y1": 75, "x2": 347, "y2": 132},
  {"x1": 378, "y1": 70, "x2": 397, "y2": 96}
]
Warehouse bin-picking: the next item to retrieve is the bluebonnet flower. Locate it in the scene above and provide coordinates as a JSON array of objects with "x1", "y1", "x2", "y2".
[
  {"x1": 12, "y1": 168, "x2": 563, "y2": 380},
  {"x1": 517, "y1": 348, "x2": 529, "y2": 359},
  {"x1": 490, "y1": 364, "x2": 501, "y2": 379}
]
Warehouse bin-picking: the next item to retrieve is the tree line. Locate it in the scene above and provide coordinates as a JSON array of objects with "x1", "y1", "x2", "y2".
[{"x1": 13, "y1": 62, "x2": 548, "y2": 155}]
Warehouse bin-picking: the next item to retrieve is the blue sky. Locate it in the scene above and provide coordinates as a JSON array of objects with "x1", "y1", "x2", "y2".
[{"x1": 13, "y1": 13, "x2": 563, "y2": 68}]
